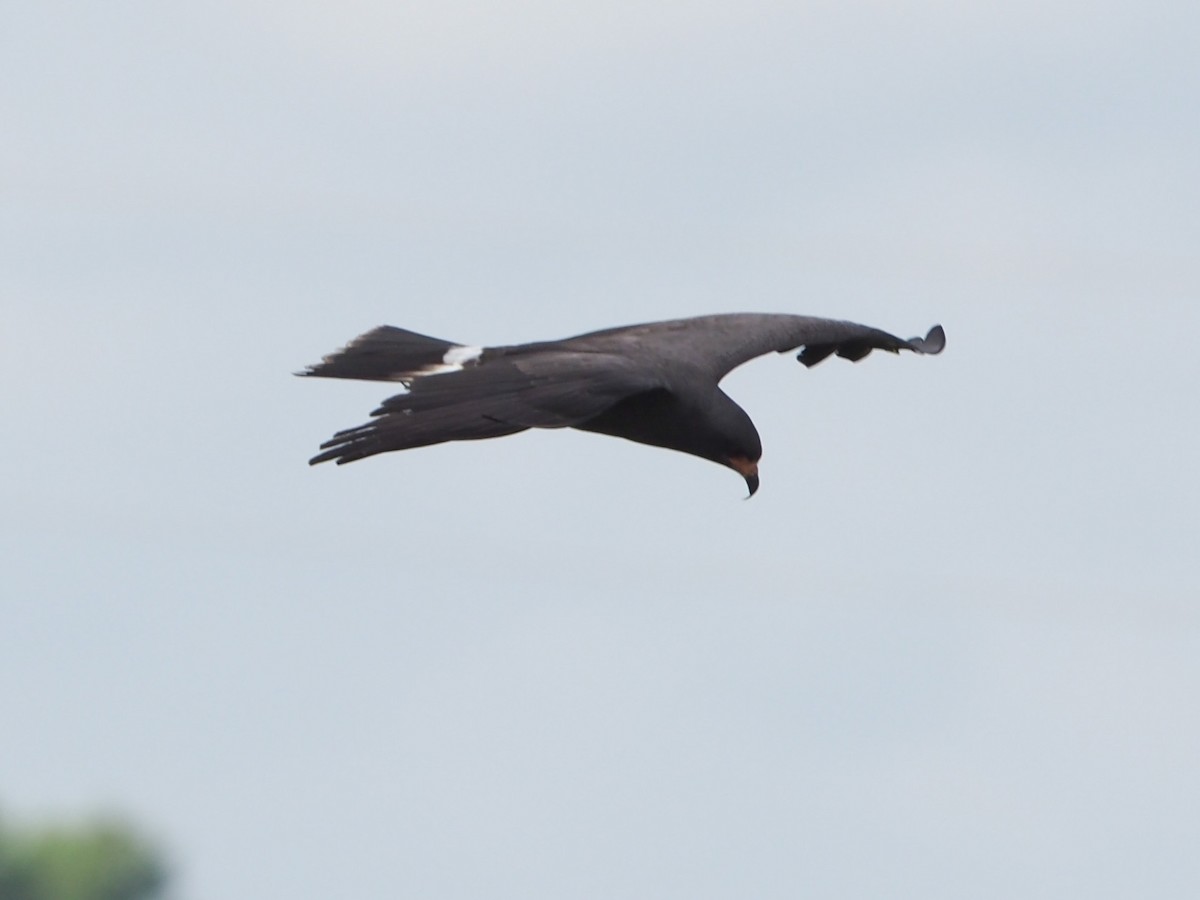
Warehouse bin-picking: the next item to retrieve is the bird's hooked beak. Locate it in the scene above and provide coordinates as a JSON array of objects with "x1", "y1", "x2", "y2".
[{"x1": 727, "y1": 456, "x2": 760, "y2": 498}]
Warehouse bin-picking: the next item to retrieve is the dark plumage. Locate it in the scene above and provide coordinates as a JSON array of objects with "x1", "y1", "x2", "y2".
[{"x1": 299, "y1": 314, "x2": 945, "y2": 495}]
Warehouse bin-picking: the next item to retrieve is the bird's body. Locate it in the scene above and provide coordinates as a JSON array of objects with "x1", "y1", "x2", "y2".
[{"x1": 300, "y1": 313, "x2": 945, "y2": 494}]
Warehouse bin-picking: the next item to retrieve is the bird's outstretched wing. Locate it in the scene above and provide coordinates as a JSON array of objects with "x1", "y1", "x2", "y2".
[
  {"x1": 564, "y1": 314, "x2": 944, "y2": 381},
  {"x1": 306, "y1": 345, "x2": 664, "y2": 465}
]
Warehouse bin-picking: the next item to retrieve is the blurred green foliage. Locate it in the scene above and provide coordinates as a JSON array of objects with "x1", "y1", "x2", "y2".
[{"x1": 0, "y1": 815, "x2": 167, "y2": 900}]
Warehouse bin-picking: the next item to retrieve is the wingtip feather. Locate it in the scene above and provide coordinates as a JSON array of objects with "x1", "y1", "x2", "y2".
[{"x1": 909, "y1": 324, "x2": 946, "y2": 355}]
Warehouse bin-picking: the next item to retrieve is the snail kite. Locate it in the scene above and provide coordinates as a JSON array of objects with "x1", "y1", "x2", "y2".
[{"x1": 300, "y1": 313, "x2": 945, "y2": 495}]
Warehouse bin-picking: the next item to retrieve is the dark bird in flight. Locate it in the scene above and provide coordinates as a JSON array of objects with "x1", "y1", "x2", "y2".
[{"x1": 300, "y1": 314, "x2": 945, "y2": 495}]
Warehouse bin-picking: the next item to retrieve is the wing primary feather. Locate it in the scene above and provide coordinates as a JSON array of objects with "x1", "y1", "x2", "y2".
[
  {"x1": 798, "y1": 323, "x2": 944, "y2": 368},
  {"x1": 908, "y1": 324, "x2": 946, "y2": 355}
]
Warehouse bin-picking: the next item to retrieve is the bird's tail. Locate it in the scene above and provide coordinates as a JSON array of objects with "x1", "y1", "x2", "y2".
[{"x1": 297, "y1": 325, "x2": 472, "y2": 383}]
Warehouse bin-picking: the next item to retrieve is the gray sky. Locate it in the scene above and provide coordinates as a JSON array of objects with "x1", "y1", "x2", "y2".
[{"x1": 3, "y1": 1, "x2": 1198, "y2": 897}]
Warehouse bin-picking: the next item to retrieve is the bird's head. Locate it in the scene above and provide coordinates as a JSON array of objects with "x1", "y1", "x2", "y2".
[{"x1": 702, "y1": 393, "x2": 762, "y2": 498}]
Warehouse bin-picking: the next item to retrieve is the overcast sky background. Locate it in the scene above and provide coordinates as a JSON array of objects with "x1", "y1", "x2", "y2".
[{"x1": 3, "y1": 1, "x2": 1198, "y2": 897}]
